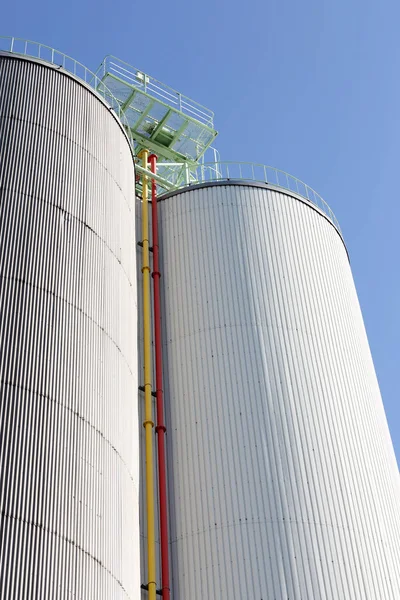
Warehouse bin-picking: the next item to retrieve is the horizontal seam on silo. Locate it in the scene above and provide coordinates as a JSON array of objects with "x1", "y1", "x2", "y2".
[
  {"x1": 0, "y1": 510, "x2": 132, "y2": 598},
  {"x1": 0, "y1": 273, "x2": 135, "y2": 377},
  {"x1": 162, "y1": 321, "x2": 328, "y2": 345},
  {"x1": 169, "y1": 517, "x2": 363, "y2": 544},
  {"x1": 0, "y1": 115, "x2": 134, "y2": 210},
  {"x1": 0, "y1": 381, "x2": 137, "y2": 484},
  {"x1": 0, "y1": 186, "x2": 135, "y2": 287}
]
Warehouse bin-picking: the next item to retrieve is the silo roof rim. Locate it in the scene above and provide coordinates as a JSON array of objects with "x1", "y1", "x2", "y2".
[
  {"x1": 0, "y1": 50, "x2": 134, "y2": 155},
  {"x1": 159, "y1": 179, "x2": 347, "y2": 255}
]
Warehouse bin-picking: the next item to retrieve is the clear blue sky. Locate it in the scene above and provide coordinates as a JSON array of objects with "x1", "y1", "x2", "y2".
[{"x1": 2, "y1": 0, "x2": 399, "y2": 463}]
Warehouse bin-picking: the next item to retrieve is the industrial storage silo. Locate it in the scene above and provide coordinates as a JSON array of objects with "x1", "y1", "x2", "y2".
[
  {"x1": 0, "y1": 54, "x2": 140, "y2": 598},
  {"x1": 158, "y1": 181, "x2": 400, "y2": 599}
]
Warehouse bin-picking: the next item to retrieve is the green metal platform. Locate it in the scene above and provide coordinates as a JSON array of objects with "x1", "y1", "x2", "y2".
[{"x1": 95, "y1": 56, "x2": 218, "y2": 190}]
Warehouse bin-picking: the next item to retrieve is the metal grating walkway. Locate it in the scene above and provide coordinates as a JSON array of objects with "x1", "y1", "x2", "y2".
[{"x1": 96, "y1": 56, "x2": 218, "y2": 164}]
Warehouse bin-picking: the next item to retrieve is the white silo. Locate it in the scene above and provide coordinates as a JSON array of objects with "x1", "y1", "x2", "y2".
[
  {"x1": 157, "y1": 181, "x2": 400, "y2": 599},
  {"x1": 2, "y1": 38, "x2": 400, "y2": 600},
  {"x1": 0, "y1": 53, "x2": 140, "y2": 598}
]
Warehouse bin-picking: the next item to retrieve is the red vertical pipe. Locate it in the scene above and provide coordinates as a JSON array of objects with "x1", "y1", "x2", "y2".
[{"x1": 149, "y1": 154, "x2": 170, "y2": 599}]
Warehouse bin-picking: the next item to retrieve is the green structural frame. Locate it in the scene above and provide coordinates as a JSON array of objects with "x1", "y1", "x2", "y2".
[{"x1": 95, "y1": 56, "x2": 218, "y2": 190}]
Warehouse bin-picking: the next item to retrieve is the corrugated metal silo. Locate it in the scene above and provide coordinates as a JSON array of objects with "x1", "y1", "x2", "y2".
[
  {"x1": 158, "y1": 182, "x2": 400, "y2": 599},
  {"x1": 0, "y1": 55, "x2": 139, "y2": 598}
]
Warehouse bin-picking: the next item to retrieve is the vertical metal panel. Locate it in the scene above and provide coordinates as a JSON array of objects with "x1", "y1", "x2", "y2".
[
  {"x1": 0, "y1": 56, "x2": 139, "y2": 599},
  {"x1": 158, "y1": 182, "x2": 400, "y2": 599}
]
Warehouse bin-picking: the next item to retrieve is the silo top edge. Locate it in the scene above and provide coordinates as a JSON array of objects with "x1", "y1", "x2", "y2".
[
  {"x1": 159, "y1": 179, "x2": 348, "y2": 255},
  {"x1": 0, "y1": 47, "x2": 134, "y2": 156}
]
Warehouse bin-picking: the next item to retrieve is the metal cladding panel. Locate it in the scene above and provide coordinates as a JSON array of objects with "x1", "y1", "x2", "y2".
[
  {"x1": 158, "y1": 183, "x2": 400, "y2": 599},
  {"x1": 0, "y1": 56, "x2": 139, "y2": 599}
]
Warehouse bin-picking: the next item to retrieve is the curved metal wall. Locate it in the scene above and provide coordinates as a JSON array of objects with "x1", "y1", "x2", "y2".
[
  {"x1": 158, "y1": 183, "x2": 400, "y2": 599},
  {"x1": 0, "y1": 56, "x2": 139, "y2": 598}
]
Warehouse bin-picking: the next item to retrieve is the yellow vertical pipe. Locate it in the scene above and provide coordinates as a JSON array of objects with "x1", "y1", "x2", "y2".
[{"x1": 139, "y1": 149, "x2": 156, "y2": 600}]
